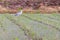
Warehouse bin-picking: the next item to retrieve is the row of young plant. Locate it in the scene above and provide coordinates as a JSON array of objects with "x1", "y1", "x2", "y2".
[
  {"x1": 22, "y1": 14, "x2": 60, "y2": 31},
  {"x1": 4, "y1": 14, "x2": 43, "y2": 40}
]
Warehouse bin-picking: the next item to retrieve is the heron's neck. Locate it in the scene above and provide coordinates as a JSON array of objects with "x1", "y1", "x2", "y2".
[{"x1": 20, "y1": 10, "x2": 23, "y2": 11}]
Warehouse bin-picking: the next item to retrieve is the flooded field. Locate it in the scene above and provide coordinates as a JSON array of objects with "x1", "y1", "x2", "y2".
[{"x1": 0, "y1": 13, "x2": 60, "y2": 40}]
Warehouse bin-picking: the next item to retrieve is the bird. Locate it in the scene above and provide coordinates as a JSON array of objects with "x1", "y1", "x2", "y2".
[{"x1": 15, "y1": 10, "x2": 23, "y2": 16}]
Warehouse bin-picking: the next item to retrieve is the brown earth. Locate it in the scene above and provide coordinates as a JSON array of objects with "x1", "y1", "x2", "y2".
[
  {"x1": 0, "y1": 5, "x2": 60, "y2": 14},
  {"x1": 0, "y1": 0, "x2": 60, "y2": 13}
]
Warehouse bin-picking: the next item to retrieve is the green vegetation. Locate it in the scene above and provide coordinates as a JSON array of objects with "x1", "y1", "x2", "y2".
[{"x1": 0, "y1": 13, "x2": 60, "y2": 40}]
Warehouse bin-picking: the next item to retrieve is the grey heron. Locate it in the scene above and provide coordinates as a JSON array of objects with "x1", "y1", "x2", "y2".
[{"x1": 15, "y1": 10, "x2": 23, "y2": 16}]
